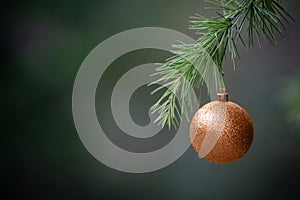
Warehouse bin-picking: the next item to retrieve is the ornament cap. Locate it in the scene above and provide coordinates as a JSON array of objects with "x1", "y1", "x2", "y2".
[{"x1": 217, "y1": 88, "x2": 228, "y2": 102}]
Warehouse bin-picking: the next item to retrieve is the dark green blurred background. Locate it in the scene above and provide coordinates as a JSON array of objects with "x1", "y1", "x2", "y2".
[{"x1": 2, "y1": 0, "x2": 300, "y2": 199}]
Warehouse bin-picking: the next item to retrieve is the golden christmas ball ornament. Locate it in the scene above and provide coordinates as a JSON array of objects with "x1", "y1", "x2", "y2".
[{"x1": 190, "y1": 89, "x2": 254, "y2": 164}]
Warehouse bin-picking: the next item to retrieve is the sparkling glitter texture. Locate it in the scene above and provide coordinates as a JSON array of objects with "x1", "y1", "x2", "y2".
[{"x1": 190, "y1": 101, "x2": 254, "y2": 164}]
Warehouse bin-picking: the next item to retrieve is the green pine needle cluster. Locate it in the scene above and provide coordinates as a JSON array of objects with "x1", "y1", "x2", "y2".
[{"x1": 149, "y1": 0, "x2": 293, "y2": 129}]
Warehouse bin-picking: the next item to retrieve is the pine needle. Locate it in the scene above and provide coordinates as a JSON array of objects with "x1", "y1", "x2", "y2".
[{"x1": 150, "y1": 0, "x2": 293, "y2": 129}]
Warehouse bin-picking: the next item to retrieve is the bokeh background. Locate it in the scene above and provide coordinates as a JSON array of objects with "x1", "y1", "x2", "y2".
[{"x1": 2, "y1": 0, "x2": 300, "y2": 199}]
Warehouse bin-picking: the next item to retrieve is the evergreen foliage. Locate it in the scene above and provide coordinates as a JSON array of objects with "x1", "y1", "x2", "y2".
[{"x1": 150, "y1": 0, "x2": 293, "y2": 129}]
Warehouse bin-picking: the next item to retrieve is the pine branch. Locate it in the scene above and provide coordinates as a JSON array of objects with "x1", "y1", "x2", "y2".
[{"x1": 150, "y1": 0, "x2": 293, "y2": 129}]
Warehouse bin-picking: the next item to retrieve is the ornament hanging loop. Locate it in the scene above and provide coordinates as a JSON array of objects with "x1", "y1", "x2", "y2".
[{"x1": 217, "y1": 87, "x2": 228, "y2": 102}]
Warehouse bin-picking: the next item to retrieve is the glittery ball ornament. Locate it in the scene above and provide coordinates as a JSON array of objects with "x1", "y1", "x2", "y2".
[{"x1": 190, "y1": 91, "x2": 254, "y2": 164}]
